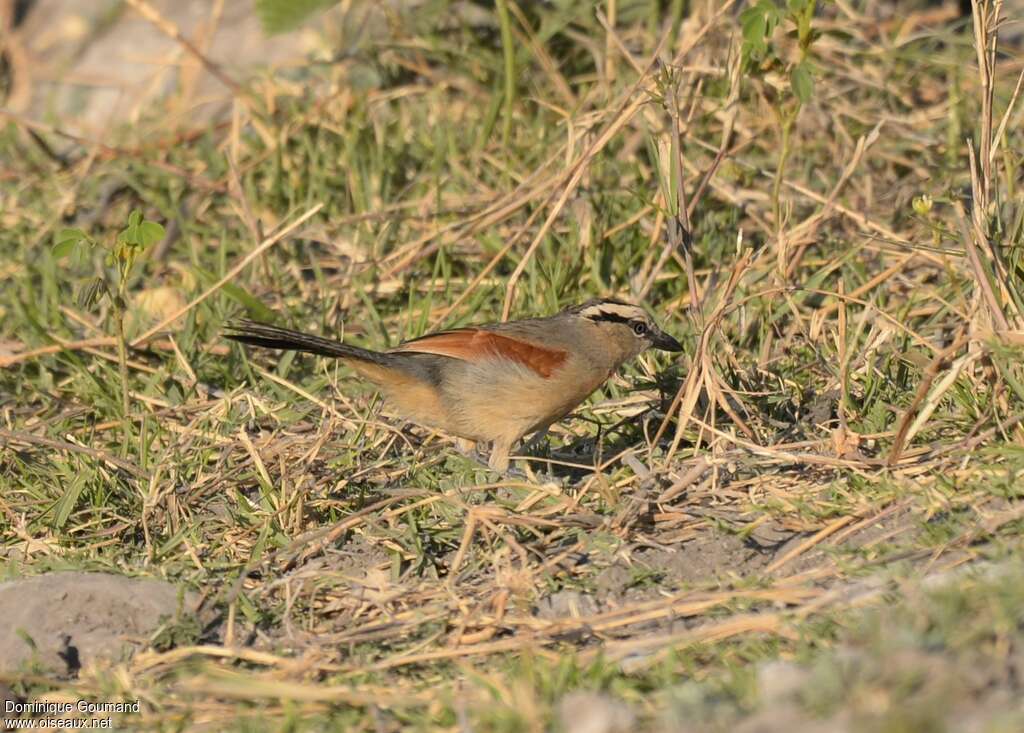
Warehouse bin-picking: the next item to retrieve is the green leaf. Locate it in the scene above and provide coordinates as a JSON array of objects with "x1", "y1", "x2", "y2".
[
  {"x1": 255, "y1": 0, "x2": 336, "y2": 35},
  {"x1": 740, "y1": 6, "x2": 766, "y2": 45},
  {"x1": 53, "y1": 228, "x2": 88, "y2": 258},
  {"x1": 195, "y1": 267, "x2": 277, "y2": 322},
  {"x1": 117, "y1": 209, "x2": 147, "y2": 248},
  {"x1": 763, "y1": 0, "x2": 783, "y2": 32},
  {"x1": 52, "y1": 239, "x2": 78, "y2": 260},
  {"x1": 221, "y1": 282, "x2": 278, "y2": 322},
  {"x1": 15, "y1": 628, "x2": 37, "y2": 651},
  {"x1": 138, "y1": 221, "x2": 166, "y2": 248},
  {"x1": 117, "y1": 227, "x2": 136, "y2": 247},
  {"x1": 52, "y1": 468, "x2": 87, "y2": 529},
  {"x1": 791, "y1": 61, "x2": 814, "y2": 105},
  {"x1": 740, "y1": 2, "x2": 783, "y2": 65}
]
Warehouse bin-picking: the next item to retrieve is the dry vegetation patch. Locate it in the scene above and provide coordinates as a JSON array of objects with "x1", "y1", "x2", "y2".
[{"x1": 2, "y1": 0, "x2": 1024, "y2": 730}]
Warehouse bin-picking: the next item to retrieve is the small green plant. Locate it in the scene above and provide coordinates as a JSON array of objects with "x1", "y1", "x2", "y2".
[
  {"x1": 740, "y1": 0, "x2": 818, "y2": 105},
  {"x1": 150, "y1": 611, "x2": 202, "y2": 652},
  {"x1": 53, "y1": 210, "x2": 165, "y2": 454},
  {"x1": 740, "y1": 0, "x2": 819, "y2": 233}
]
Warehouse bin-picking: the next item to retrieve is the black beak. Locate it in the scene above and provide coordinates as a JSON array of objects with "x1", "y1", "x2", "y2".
[{"x1": 650, "y1": 328, "x2": 683, "y2": 352}]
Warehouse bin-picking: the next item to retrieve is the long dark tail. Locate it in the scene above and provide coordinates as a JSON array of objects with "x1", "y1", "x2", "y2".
[{"x1": 223, "y1": 320, "x2": 383, "y2": 363}]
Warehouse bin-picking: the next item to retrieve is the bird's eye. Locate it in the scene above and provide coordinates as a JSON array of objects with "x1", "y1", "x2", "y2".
[{"x1": 632, "y1": 322, "x2": 648, "y2": 336}]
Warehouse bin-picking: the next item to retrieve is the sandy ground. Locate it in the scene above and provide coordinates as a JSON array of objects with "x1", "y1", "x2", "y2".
[{"x1": 0, "y1": 572, "x2": 200, "y2": 678}]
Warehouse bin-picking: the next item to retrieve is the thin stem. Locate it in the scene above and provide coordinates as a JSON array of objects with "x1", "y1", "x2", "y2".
[
  {"x1": 115, "y1": 254, "x2": 134, "y2": 456},
  {"x1": 495, "y1": 0, "x2": 515, "y2": 152},
  {"x1": 772, "y1": 106, "x2": 796, "y2": 236},
  {"x1": 114, "y1": 301, "x2": 130, "y2": 456}
]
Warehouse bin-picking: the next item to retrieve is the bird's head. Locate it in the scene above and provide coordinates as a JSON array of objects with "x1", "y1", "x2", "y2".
[{"x1": 570, "y1": 298, "x2": 682, "y2": 361}]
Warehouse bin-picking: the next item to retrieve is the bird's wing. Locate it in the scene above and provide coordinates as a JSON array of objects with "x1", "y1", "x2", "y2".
[{"x1": 390, "y1": 328, "x2": 568, "y2": 378}]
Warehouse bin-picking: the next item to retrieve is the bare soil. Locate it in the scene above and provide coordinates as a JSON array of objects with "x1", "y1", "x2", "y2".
[{"x1": 0, "y1": 572, "x2": 199, "y2": 678}]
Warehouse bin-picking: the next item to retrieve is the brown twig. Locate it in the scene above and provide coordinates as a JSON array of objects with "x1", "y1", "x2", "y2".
[
  {"x1": 0, "y1": 428, "x2": 148, "y2": 479},
  {"x1": 123, "y1": 0, "x2": 245, "y2": 99},
  {"x1": 888, "y1": 330, "x2": 969, "y2": 466}
]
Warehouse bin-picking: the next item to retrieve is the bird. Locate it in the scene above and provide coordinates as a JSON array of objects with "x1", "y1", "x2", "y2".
[{"x1": 224, "y1": 298, "x2": 682, "y2": 472}]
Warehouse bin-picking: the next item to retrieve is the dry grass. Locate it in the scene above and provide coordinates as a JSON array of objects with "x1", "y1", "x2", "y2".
[{"x1": 2, "y1": 0, "x2": 1024, "y2": 730}]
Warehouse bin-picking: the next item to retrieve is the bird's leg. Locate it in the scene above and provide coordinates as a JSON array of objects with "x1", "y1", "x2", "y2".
[
  {"x1": 488, "y1": 440, "x2": 512, "y2": 473},
  {"x1": 516, "y1": 428, "x2": 556, "y2": 479},
  {"x1": 523, "y1": 427, "x2": 571, "y2": 481},
  {"x1": 453, "y1": 436, "x2": 491, "y2": 467},
  {"x1": 489, "y1": 436, "x2": 561, "y2": 481},
  {"x1": 452, "y1": 437, "x2": 528, "y2": 479},
  {"x1": 520, "y1": 427, "x2": 550, "y2": 455}
]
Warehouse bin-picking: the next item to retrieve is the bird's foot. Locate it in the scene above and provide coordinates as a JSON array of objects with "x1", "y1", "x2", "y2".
[
  {"x1": 452, "y1": 440, "x2": 491, "y2": 470},
  {"x1": 451, "y1": 438, "x2": 557, "y2": 484}
]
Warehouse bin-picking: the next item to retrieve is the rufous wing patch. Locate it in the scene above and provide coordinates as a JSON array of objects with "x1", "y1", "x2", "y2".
[{"x1": 391, "y1": 329, "x2": 568, "y2": 378}]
